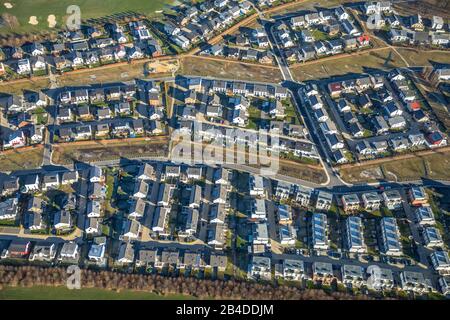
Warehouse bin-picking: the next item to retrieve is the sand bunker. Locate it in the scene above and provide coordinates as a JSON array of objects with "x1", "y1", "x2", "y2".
[
  {"x1": 28, "y1": 16, "x2": 38, "y2": 25},
  {"x1": 47, "y1": 14, "x2": 56, "y2": 28},
  {"x1": 4, "y1": 2, "x2": 13, "y2": 9}
]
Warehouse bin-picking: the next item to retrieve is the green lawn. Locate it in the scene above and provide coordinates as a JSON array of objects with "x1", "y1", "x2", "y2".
[
  {"x1": 310, "y1": 29, "x2": 330, "y2": 41},
  {"x1": 0, "y1": 0, "x2": 175, "y2": 34},
  {"x1": 246, "y1": 105, "x2": 261, "y2": 130},
  {"x1": 0, "y1": 286, "x2": 195, "y2": 300}
]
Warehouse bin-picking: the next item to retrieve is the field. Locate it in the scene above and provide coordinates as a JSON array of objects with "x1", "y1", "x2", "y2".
[
  {"x1": 0, "y1": 286, "x2": 194, "y2": 300},
  {"x1": 338, "y1": 149, "x2": 450, "y2": 184},
  {"x1": 0, "y1": 77, "x2": 51, "y2": 95},
  {"x1": 0, "y1": 0, "x2": 175, "y2": 34},
  {"x1": 52, "y1": 137, "x2": 169, "y2": 165},
  {"x1": 0, "y1": 147, "x2": 43, "y2": 172},
  {"x1": 57, "y1": 59, "x2": 174, "y2": 87},
  {"x1": 394, "y1": 0, "x2": 450, "y2": 18},
  {"x1": 0, "y1": 59, "x2": 174, "y2": 95},
  {"x1": 267, "y1": 0, "x2": 361, "y2": 18},
  {"x1": 278, "y1": 162, "x2": 327, "y2": 184},
  {"x1": 291, "y1": 48, "x2": 407, "y2": 82},
  {"x1": 395, "y1": 48, "x2": 450, "y2": 67},
  {"x1": 178, "y1": 56, "x2": 283, "y2": 83}
]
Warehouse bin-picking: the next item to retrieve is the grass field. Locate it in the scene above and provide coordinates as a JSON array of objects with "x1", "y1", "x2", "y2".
[
  {"x1": 338, "y1": 150, "x2": 450, "y2": 184},
  {"x1": 0, "y1": 286, "x2": 194, "y2": 300},
  {"x1": 57, "y1": 59, "x2": 174, "y2": 87},
  {"x1": 395, "y1": 48, "x2": 450, "y2": 67},
  {"x1": 0, "y1": 147, "x2": 43, "y2": 172},
  {"x1": 52, "y1": 137, "x2": 169, "y2": 165},
  {"x1": 0, "y1": 0, "x2": 175, "y2": 34},
  {"x1": 291, "y1": 48, "x2": 407, "y2": 82},
  {"x1": 267, "y1": 0, "x2": 361, "y2": 18},
  {"x1": 278, "y1": 163, "x2": 327, "y2": 184},
  {"x1": 179, "y1": 56, "x2": 283, "y2": 83},
  {"x1": 0, "y1": 77, "x2": 51, "y2": 95}
]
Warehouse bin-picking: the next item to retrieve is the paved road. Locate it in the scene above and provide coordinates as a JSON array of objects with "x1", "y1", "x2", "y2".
[{"x1": 261, "y1": 18, "x2": 353, "y2": 188}]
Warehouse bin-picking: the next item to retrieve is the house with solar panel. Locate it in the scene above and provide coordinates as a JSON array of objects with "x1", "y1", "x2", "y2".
[
  {"x1": 423, "y1": 227, "x2": 444, "y2": 248},
  {"x1": 415, "y1": 206, "x2": 435, "y2": 226},
  {"x1": 279, "y1": 225, "x2": 296, "y2": 245},
  {"x1": 312, "y1": 213, "x2": 329, "y2": 251},
  {"x1": 438, "y1": 276, "x2": 450, "y2": 296},
  {"x1": 380, "y1": 217, "x2": 402, "y2": 256},
  {"x1": 249, "y1": 174, "x2": 265, "y2": 197},
  {"x1": 408, "y1": 186, "x2": 428, "y2": 206},
  {"x1": 251, "y1": 198, "x2": 267, "y2": 220},
  {"x1": 253, "y1": 222, "x2": 269, "y2": 245},
  {"x1": 277, "y1": 204, "x2": 292, "y2": 225},
  {"x1": 430, "y1": 251, "x2": 450, "y2": 274},
  {"x1": 346, "y1": 216, "x2": 366, "y2": 253}
]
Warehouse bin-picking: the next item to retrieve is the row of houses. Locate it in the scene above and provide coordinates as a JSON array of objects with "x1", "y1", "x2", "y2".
[
  {"x1": 249, "y1": 255, "x2": 443, "y2": 294},
  {"x1": 120, "y1": 246, "x2": 228, "y2": 270},
  {"x1": 57, "y1": 81, "x2": 161, "y2": 106},
  {"x1": 162, "y1": 0, "x2": 253, "y2": 50},
  {"x1": 231, "y1": 26, "x2": 271, "y2": 50},
  {"x1": 301, "y1": 83, "x2": 348, "y2": 163},
  {"x1": 274, "y1": 181, "x2": 332, "y2": 210},
  {"x1": 2, "y1": 124, "x2": 44, "y2": 150},
  {"x1": 0, "y1": 79, "x2": 161, "y2": 119},
  {"x1": 203, "y1": 44, "x2": 275, "y2": 65},
  {"x1": 181, "y1": 89, "x2": 289, "y2": 123},
  {"x1": 360, "y1": 3, "x2": 450, "y2": 48},
  {"x1": 0, "y1": 20, "x2": 162, "y2": 78},
  {"x1": 178, "y1": 119, "x2": 319, "y2": 161},
  {"x1": 83, "y1": 166, "x2": 107, "y2": 237},
  {"x1": 186, "y1": 77, "x2": 288, "y2": 99},
  {"x1": 56, "y1": 118, "x2": 163, "y2": 142},
  {"x1": 276, "y1": 5, "x2": 370, "y2": 63},
  {"x1": 340, "y1": 189, "x2": 403, "y2": 213},
  {"x1": 0, "y1": 237, "x2": 228, "y2": 272}
]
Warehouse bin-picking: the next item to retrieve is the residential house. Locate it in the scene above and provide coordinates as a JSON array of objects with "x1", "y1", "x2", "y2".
[
  {"x1": 362, "y1": 192, "x2": 381, "y2": 211},
  {"x1": 248, "y1": 256, "x2": 271, "y2": 280},
  {"x1": 346, "y1": 216, "x2": 366, "y2": 253},
  {"x1": 340, "y1": 265, "x2": 365, "y2": 289},
  {"x1": 312, "y1": 213, "x2": 328, "y2": 251},
  {"x1": 382, "y1": 190, "x2": 403, "y2": 210},
  {"x1": 380, "y1": 217, "x2": 402, "y2": 256},
  {"x1": 341, "y1": 194, "x2": 360, "y2": 212}
]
